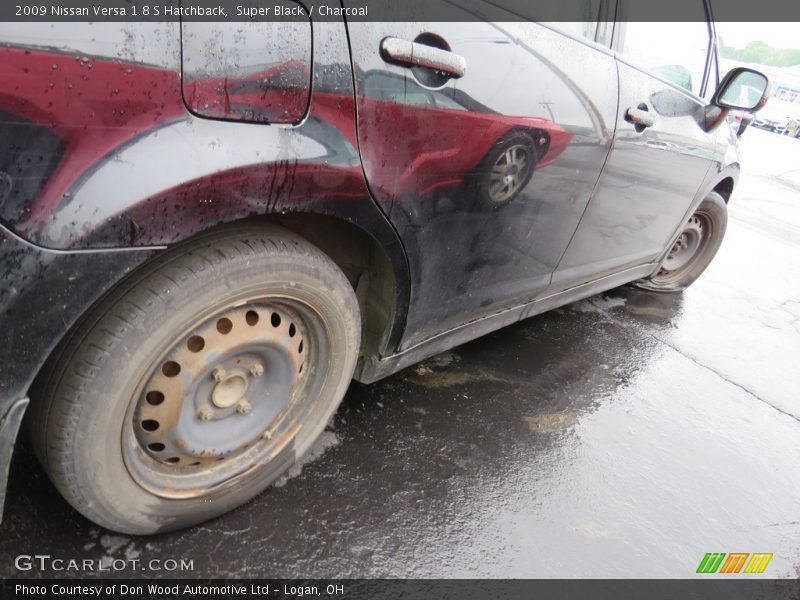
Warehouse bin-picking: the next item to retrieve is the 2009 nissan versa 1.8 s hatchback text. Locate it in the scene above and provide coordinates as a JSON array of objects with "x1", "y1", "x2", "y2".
[{"x1": 0, "y1": 4, "x2": 769, "y2": 534}]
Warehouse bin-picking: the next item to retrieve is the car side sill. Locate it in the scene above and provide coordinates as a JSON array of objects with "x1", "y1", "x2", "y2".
[
  {"x1": 0, "y1": 396, "x2": 29, "y2": 524},
  {"x1": 354, "y1": 263, "x2": 657, "y2": 384}
]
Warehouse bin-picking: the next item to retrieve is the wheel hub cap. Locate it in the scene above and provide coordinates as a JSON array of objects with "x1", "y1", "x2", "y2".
[
  {"x1": 123, "y1": 302, "x2": 311, "y2": 497},
  {"x1": 211, "y1": 369, "x2": 249, "y2": 409},
  {"x1": 489, "y1": 144, "x2": 530, "y2": 204}
]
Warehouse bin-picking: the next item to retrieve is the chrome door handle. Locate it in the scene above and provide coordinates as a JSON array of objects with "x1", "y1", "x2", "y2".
[
  {"x1": 380, "y1": 37, "x2": 467, "y2": 79},
  {"x1": 625, "y1": 106, "x2": 656, "y2": 128}
]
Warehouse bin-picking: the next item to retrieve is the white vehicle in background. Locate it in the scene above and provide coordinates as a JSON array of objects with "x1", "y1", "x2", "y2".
[
  {"x1": 753, "y1": 99, "x2": 800, "y2": 136},
  {"x1": 785, "y1": 117, "x2": 800, "y2": 138}
]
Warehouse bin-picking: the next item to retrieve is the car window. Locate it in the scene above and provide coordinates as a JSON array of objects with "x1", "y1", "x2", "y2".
[
  {"x1": 432, "y1": 92, "x2": 468, "y2": 111},
  {"x1": 385, "y1": 91, "x2": 435, "y2": 107},
  {"x1": 618, "y1": 4, "x2": 711, "y2": 96},
  {"x1": 362, "y1": 72, "x2": 436, "y2": 107},
  {"x1": 543, "y1": 21, "x2": 600, "y2": 42},
  {"x1": 502, "y1": 0, "x2": 600, "y2": 42}
]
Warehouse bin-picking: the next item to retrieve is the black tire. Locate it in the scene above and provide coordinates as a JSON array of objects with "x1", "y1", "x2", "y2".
[
  {"x1": 472, "y1": 132, "x2": 538, "y2": 207},
  {"x1": 633, "y1": 191, "x2": 728, "y2": 293},
  {"x1": 27, "y1": 225, "x2": 360, "y2": 534}
]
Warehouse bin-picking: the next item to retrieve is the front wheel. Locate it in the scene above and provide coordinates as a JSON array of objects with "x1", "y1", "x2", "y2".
[
  {"x1": 27, "y1": 225, "x2": 360, "y2": 534},
  {"x1": 633, "y1": 191, "x2": 728, "y2": 293}
]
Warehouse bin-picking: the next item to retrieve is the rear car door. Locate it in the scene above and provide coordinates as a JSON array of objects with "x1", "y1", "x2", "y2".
[
  {"x1": 553, "y1": 4, "x2": 719, "y2": 289},
  {"x1": 344, "y1": 7, "x2": 619, "y2": 349}
]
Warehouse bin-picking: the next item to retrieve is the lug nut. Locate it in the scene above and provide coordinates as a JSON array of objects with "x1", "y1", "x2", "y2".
[
  {"x1": 197, "y1": 405, "x2": 214, "y2": 421},
  {"x1": 249, "y1": 362, "x2": 264, "y2": 377},
  {"x1": 212, "y1": 367, "x2": 227, "y2": 382},
  {"x1": 236, "y1": 399, "x2": 253, "y2": 415}
]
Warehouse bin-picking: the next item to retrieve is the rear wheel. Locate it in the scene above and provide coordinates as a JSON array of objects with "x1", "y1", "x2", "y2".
[
  {"x1": 28, "y1": 225, "x2": 360, "y2": 534},
  {"x1": 633, "y1": 191, "x2": 728, "y2": 292}
]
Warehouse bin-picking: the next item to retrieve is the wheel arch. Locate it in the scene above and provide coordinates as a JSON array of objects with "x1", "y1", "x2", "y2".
[
  {"x1": 707, "y1": 161, "x2": 741, "y2": 203},
  {"x1": 17, "y1": 209, "x2": 408, "y2": 427},
  {"x1": 712, "y1": 175, "x2": 736, "y2": 203},
  {"x1": 265, "y1": 212, "x2": 406, "y2": 361},
  {"x1": 505, "y1": 126, "x2": 551, "y2": 157},
  {"x1": 159, "y1": 212, "x2": 406, "y2": 362},
  {"x1": 647, "y1": 163, "x2": 739, "y2": 279}
]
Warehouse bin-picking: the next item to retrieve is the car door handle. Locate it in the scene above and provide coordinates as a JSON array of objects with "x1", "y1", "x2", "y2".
[
  {"x1": 380, "y1": 37, "x2": 467, "y2": 79},
  {"x1": 625, "y1": 106, "x2": 656, "y2": 128}
]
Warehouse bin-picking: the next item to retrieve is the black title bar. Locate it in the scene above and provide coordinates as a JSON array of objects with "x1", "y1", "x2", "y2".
[{"x1": 3, "y1": 0, "x2": 800, "y2": 22}]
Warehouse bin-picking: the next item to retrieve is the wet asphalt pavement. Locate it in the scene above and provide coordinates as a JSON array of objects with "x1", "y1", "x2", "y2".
[{"x1": 2, "y1": 128, "x2": 800, "y2": 579}]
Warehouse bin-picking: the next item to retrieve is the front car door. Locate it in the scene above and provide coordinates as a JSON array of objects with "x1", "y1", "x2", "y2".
[
  {"x1": 345, "y1": 5, "x2": 620, "y2": 350},
  {"x1": 553, "y1": 1, "x2": 720, "y2": 289}
]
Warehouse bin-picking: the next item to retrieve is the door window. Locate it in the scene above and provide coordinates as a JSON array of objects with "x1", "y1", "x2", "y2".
[
  {"x1": 542, "y1": 21, "x2": 600, "y2": 43},
  {"x1": 618, "y1": 4, "x2": 711, "y2": 96},
  {"x1": 540, "y1": 0, "x2": 602, "y2": 41}
]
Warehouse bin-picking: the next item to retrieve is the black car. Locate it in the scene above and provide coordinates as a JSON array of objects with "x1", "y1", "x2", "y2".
[{"x1": 0, "y1": 3, "x2": 769, "y2": 534}]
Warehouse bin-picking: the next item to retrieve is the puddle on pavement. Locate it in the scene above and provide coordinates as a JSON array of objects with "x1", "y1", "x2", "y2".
[
  {"x1": 523, "y1": 412, "x2": 579, "y2": 433},
  {"x1": 402, "y1": 365, "x2": 507, "y2": 389}
]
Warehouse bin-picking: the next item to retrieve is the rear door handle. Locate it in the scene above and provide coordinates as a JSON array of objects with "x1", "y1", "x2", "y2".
[
  {"x1": 625, "y1": 106, "x2": 656, "y2": 128},
  {"x1": 380, "y1": 37, "x2": 467, "y2": 79}
]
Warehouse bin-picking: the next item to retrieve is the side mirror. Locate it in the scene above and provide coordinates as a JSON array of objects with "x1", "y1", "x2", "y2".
[{"x1": 711, "y1": 67, "x2": 770, "y2": 112}]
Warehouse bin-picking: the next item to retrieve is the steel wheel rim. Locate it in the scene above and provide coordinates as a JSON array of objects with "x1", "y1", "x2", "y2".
[
  {"x1": 121, "y1": 296, "x2": 329, "y2": 499},
  {"x1": 653, "y1": 212, "x2": 712, "y2": 284},
  {"x1": 488, "y1": 144, "x2": 531, "y2": 204}
]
